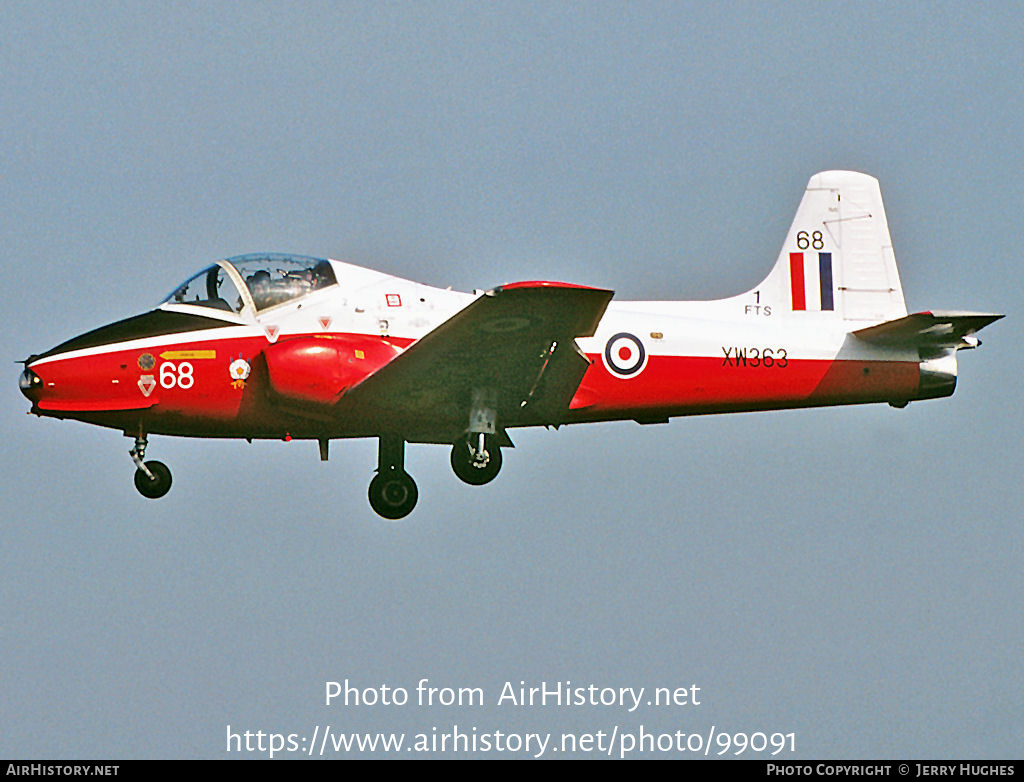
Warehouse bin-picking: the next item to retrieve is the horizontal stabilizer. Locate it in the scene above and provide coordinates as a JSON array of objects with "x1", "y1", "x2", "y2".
[{"x1": 852, "y1": 311, "x2": 1003, "y2": 349}]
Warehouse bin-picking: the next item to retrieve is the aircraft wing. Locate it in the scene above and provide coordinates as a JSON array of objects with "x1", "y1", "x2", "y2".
[
  {"x1": 339, "y1": 281, "x2": 614, "y2": 437},
  {"x1": 852, "y1": 311, "x2": 1003, "y2": 349}
]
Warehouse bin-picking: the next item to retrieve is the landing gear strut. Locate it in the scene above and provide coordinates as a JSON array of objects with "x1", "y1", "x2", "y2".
[
  {"x1": 450, "y1": 432, "x2": 502, "y2": 485},
  {"x1": 450, "y1": 387, "x2": 503, "y2": 486},
  {"x1": 368, "y1": 436, "x2": 418, "y2": 519},
  {"x1": 130, "y1": 434, "x2": 172, "y2": 499}
]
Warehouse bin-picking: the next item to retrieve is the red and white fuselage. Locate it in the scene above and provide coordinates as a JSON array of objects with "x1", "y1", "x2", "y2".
[{"x1": 20, "y1": 171, "x2": 1000, "y2": 518}]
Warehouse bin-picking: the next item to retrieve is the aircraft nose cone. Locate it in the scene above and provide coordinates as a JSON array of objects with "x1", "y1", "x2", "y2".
[{"x1": 19, "y1": 367, "x2": 42, "y2": 402}]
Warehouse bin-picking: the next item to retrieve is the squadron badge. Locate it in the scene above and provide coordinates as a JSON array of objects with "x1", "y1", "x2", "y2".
[{"x1": 229, "y1": 357, "x2": 251, "y2": 389}]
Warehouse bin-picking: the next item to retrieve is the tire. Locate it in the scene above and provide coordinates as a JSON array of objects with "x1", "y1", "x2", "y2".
[
  {"x1": 134, "y1": 460, "x2": 173, "y2": 499},
  {"x1": 368, "y1": 468, "x2": 418, "y2": 519},
  {"x1": 450, "y1": 436, "x2": 502, "y2": 486}
]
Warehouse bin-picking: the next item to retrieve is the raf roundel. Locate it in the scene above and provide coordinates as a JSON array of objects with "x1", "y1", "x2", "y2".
[{"x1": 603, "y1": 332, "x2": 647, "y2": 378}]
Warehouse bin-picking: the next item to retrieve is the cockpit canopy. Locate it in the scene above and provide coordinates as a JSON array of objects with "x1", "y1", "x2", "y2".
[
  {"x1": 163, "y1": 263, "x2": 241, "y2": 312},
  {"x1": 162, "y1": 254, "x2": 338, "y2": 314}
]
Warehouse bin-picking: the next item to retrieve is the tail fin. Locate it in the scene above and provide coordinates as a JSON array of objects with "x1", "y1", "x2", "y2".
[{"x1": 754, "y1": 171, "x2": 907, "y2": 323}]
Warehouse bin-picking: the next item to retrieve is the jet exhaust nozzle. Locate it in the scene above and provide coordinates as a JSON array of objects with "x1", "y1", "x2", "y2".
[{"x1": 917, "y1": 353, "x2": 958, "y2": 400}]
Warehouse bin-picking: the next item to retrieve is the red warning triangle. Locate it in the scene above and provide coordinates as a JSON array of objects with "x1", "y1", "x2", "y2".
[
  {"x1": 264, "y1": 325, "x2": 279, "y2": 342},
  {"x1": 138, "y1": 375, "x2": 156, "y2": 397},
  {"x1": 318, "y1": 316, "x2": 332, "y2": 331}
]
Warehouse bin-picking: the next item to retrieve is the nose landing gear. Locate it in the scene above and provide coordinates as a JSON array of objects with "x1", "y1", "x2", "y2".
[{"x1": 129, "y1": 434, "x2": 172, "y2": 499}]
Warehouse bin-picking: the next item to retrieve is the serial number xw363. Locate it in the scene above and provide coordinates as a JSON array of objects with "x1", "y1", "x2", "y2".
[{"x1": 721, "y1": 347, "x2": 789, "y2": 368}]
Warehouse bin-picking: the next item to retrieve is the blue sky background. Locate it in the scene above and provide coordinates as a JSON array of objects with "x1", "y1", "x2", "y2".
[{"x1": 2, "y1": 1, "x2": 1020, "y2": 758}]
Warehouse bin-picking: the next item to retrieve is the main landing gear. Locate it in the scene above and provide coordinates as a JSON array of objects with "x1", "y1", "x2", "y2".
[
  {"x1": 449, "y1": 387, "x2": 503, "y2": 486},
  {"x1": 130, "y1": 434, "x2": 172, "y2": 499},
  {"x1": 365, "y1": 431, "x2": 505, "y2": 520},
  {"x1": 368, "y1": 436, "x2": 418, "y2": 520},
  {"x1": 450, "y1": 432, "x2": 502, "y2": 485}
]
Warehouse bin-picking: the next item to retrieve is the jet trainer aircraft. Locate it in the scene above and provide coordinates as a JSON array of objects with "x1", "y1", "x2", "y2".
[{"x1": 20, "y1": 171, "x2": 1001, "y2": 519}]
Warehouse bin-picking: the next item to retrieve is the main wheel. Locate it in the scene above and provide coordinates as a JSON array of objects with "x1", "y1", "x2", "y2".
[
  {"x1": 134, "y1": 460, "x2": 172, "y2": 499},
  {"x1": 368, "y1": 468, "x2": 418, "y2": 519},
  {"x1": 450, "y1": 435, "x2": 502, "y2": 486}
]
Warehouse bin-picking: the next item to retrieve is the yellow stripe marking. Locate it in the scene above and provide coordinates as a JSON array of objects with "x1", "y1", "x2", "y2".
[{"x1": 159, "y1": 350, "x2": 217, "y2": 360}]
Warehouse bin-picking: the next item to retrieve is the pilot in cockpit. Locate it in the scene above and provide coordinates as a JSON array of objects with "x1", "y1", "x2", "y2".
[
  {"x1": 246, "y1": 270, "x2": 272, "y2": 309},
  {"x1": 310, "y1": 260, "x2": 334, "y2": 290}
]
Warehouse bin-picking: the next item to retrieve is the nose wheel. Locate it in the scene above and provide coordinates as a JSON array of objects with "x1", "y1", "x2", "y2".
[
  {"x1": 134, "y1": 460, "x2": 173, "y2": 499},
  {"x1": 129, "y1": 434, "x2": 173, "y2": 499},
  {"x1": 450, "y1": 432, "x2": 502, "y2": 485},
  {"x1": 368, "y1": 436, "x2": 418, "y2": 519}
]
